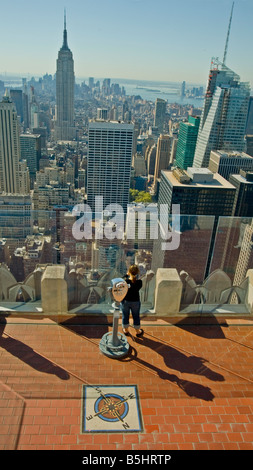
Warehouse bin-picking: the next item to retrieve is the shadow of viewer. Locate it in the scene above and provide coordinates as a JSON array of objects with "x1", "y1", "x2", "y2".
[
  {"x1": 0, "y1": 315, "x2": 69, "y2": 380},
  {"x1": 128, "y1": 334, "x2": 225, "y2": 401}
]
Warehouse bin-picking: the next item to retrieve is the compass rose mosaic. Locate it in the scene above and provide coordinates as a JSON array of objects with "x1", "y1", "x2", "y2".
[{"x1": 82, "y1": 385, "x2": 143, "y2": 433}]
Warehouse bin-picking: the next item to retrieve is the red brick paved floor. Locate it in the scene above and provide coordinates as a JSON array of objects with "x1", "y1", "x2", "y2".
[{"x1": 1, "y1": 315, "x2": 253, "y2": 450}]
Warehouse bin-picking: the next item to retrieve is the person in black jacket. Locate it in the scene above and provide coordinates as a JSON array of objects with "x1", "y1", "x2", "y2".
[{"x1": 121, "y1": 264, "x2": 144, "y2": 337}]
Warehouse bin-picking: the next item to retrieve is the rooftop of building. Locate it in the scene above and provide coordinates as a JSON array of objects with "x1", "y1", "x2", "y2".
[
  {"x1": 20, "y1": 132, "x2": 41, "y2": 138},
  {"x1": 89, "y1": 120, "x2": 134, "y2": 128},
  {"x1": 1, "y1": 311, "x2": 253, "y2": 451},
  {"x1": 163, "y1": 168, "x2": 236, "y2": 189},
  {"x1": 230, "y1": 171, "x2": 253, "y2": 184},
  {"x1": 212, "y1": 150, "x2": 253, "y2": 159}
]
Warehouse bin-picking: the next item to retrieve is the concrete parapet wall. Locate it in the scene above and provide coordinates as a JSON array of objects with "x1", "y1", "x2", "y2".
[
  {"x1": 154, "y1": 268, "x2": 182, "y2": 315},
  {"x1": 246, "y1": 269, "x2": 253, "y2": 314},
  {"x1": 41, "y1": 265, "x2": 69, "y2": 314}
]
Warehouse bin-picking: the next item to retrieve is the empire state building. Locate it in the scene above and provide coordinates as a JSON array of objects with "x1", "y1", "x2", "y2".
[{"x1": 55, "y1": 14, "x2": 75, "y2": 141}]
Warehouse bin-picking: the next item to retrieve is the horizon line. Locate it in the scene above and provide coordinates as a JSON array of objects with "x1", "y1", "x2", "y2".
[{"x1": 0, "y1": 72, "x2": 206, "y2": 86}]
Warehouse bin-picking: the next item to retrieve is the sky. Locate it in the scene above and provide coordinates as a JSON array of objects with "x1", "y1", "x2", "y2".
[{"x1": 0, "y1": 0, "x2": 252, "y2": 87}]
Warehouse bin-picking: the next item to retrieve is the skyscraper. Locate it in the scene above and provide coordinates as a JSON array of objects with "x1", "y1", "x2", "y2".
[
  {"x1": 246, "y1": 96, "x2": 253, "y2": 135},
  {"x1": 10, "y1": 90, "x2": 23, "y2": 124},
  {"x1": 0, "y1": 93, "x2": 21, "y2": 193},
  {"x1": 20, "y1": 133, "x2": 42, "y2": 188},
  {"x1": 87, "y1": 120, "x2": 134, "y2": 212},
  {"x1": 193, "y1": 59, "x2": 250, "y2": 168},
  {"x1": 18, "y1": 160, "x2": 30, "y2": 195},
  {"x1": 229, "y1": 170, "x2": 253, "y2": 217},
  {"x1": 152, "y1": 167, "x2": 236, "y2": 280},
  {"x1": 180, "y1": 81, "x2": 186, "y2": 98},
  {"x1": 158, "y1": 168, "x2": 235, "y2": 218},
  {"x1": 209, "y1": 150, "x2": 253, "y2": 180},
  {"x1": 55, "y1": 13, "x2": 75, "y2": 141},
  {"x1": 154, "y1": 134, "x2": 172, "y2": 184},
  {"x1": 175, "y1": 116, "x2": 200, "y2": 169},
  {"x1": 154, "y1": 98, "x2": 166, "y2": 134}
]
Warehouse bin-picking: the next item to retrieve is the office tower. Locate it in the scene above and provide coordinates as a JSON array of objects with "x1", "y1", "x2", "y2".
[
  {"x1": 88, "y1": 77, "x2": 94, "y2": 89},
  {"x1": 146, "y1": 144, "x2": 157, "y2": 176},
  {"x1": 0, "y1": 93, "x2": 21, "y2": 193},
  {"x1": 22, "y1": 79, "x2": 29, "y2": 129},
  {"x1": 154, "y1": 98, "x2": 166, "y2": 133},
  {"x1": 102, "y1": 79, "x2": 111, "y2": 95},
  {"x1": 158, "y1": 168, "x2": 235, "y2": 217},
  {"x1": 193, "y1": 59, "x2": 250, "y2": 168},
  {"x1": 154, "y1": 134, "x2": 172, "y2": 184},
  {"x1": 17, "y1": 160, "x2": 30, "y2": 194},
  {"x1": 246, "y1": 135, "x2": 253, "y2": 157},
  {"x1": 22, "y1": 92, "x2": 29, "y2": 129},
  {"x1": 97, "y1": 108, "x2": 108, "y2": 120},
  {"x1": 20, "y1": 133, "x2": 42, "y2": 188},
  {"x1": 55, "y1": 13, "x2": 75, "y2": 141},
  {"x1": 246, "y1": 96, "x2": 253, "y2": 134},
  {"x1": 152, "y1": 168, "x2": 235, "y2": 280},
  {"x1": 175, "y1": 116, "x2": 200, "y2": 169},
  {"x1": 209, "y1": 150, "x2": 253, "y2": 180},
  {"x1": 246, "y1": 97, "x2": 253, "y2": 155},
  {"x1": 122, "y1": 101, "x2": 128, "y2": 120},
  {"x1": 229, "y1": 170, "x2": 253, "y2": 217},
  {"x1": 181, "y1": 81, "x2": 186, "y2": 98},
  {"x1": 87, "y1": 120, "x2": 134, "y2": 212},
  {"x1": 0, "y1": 194, "x2": 32, "y2": 242},
  {"x1": 132, "y1": 123, "x2": 140, "y2": 161},
  {"x1": 29, "y1": 86, "x2": 39, "y2": 130},
  {"x1": 0, "y1": 80, "x2": 4, "y2": 97},
  {"x1": 109, "y1": 106, "x2": 118, "y2": 121},
  {"x1": 10, "y1": 90, "x2": 23, "y2": 123},
  {"x1": 32, "y1": 127, "x2": 47, "y2": 149}
]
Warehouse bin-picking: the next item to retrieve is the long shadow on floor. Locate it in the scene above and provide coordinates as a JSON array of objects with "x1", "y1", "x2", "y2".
[
  {"x1": 0, "y1": 315, "x2": 69, "y2": 380},
  {"x1": 175, "y1": 314, "x2": 228, "y2": 339},
  {"x1": 124, "y1": 333, "x2": 225, "y2": 401}
]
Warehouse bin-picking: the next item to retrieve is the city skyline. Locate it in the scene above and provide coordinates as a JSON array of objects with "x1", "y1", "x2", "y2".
[{"x1": 0, "y1": 0, "x2": 252, "y2": 87}]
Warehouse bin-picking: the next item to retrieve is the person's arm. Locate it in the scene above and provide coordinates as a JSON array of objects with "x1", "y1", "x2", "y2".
[{"x1": 137, "y1": 279, "x2": 142, "y2": 290}]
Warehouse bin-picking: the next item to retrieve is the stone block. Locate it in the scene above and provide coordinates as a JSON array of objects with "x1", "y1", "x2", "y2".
[
  {"x1": 154, "y1": 268, "x2": 182, "y2": 315},
  {"x1": 41, "y1": 265, "x2": 68, "y2": 314}
]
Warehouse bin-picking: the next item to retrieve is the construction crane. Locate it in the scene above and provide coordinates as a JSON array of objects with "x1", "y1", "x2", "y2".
[{"x1": 223, "y1": 1, "x2": 235, "y2": 66}]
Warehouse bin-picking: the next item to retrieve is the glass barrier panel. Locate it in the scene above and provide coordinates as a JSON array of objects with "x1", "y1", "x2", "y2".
[
  {"x1": 0, "y1": 208, "x2": 252, "y2": 315},
  {"x1": 61, "y1": 210, "x2": 156, "y2": 313},
  {"x1": 206, "y1": 216, "x2": 253, "y2": 308},
  {"x1": 209, "y1": 216, "x2": 253, "y2": 283},
  {"x1": 0, "y1": 210, "x2": 57, "y2": 309}
]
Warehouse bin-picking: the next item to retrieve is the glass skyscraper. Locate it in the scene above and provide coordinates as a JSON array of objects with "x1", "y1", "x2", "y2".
[
  {"x1": 175, "y1": 116, "x2": 200, "y2": 169},
  {"x1": 193, "y1": 59, "x2": 250, "y2": 168},
  {"x1": 20, "y1": 134, "x2": 41, "y2": 188}
]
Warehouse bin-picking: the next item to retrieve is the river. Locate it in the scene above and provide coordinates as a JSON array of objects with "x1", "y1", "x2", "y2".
[{"x1": 1, "y1": 75, "x2": 204, "y2": 108}]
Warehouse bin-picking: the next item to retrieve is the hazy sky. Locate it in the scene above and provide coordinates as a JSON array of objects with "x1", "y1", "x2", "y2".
[{"x1": 0, "y1": 0, "x2": 252, "y2": 86}]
